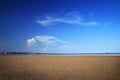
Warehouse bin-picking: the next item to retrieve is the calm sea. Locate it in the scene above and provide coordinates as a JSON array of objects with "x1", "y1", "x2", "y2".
[{"x1": 0, "y1": 53, "x2": 120, "y2": 56}]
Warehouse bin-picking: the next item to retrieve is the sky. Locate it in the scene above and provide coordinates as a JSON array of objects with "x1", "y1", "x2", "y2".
[{"x1": 0, "y1": 0, "x2": 120, "y2": 53}]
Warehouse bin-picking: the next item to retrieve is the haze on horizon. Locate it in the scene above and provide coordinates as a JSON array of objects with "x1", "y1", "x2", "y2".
[{"x1": 0, "y1": 0, "x2": 120, "y2": 53}]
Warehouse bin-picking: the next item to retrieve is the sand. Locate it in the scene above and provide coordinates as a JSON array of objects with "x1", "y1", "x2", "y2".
[{"x1": 0, "y1": 56, "x2": 120, "y2": 80}]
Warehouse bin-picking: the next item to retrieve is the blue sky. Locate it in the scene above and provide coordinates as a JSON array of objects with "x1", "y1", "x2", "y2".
[{"x1": 0, "y1": 0, "x2": 120, "y2": 53}]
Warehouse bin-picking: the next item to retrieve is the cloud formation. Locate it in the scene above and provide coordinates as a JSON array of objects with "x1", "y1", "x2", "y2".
[
  {"x1": 27, "y1": 38, "x2": 36, "y2": 47},
  {"x1": 27, "y1": 35, "x2": 69, "y2": 51},
  {"x1": 37, "y1": 12, "x2": 98, "y2": 26}
]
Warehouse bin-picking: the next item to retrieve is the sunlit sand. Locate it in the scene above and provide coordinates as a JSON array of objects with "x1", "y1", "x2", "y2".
[{"x1": 0, "y1": 56, "x2": 120, "y2": 80}]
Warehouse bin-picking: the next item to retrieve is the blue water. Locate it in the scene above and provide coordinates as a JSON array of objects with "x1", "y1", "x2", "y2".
[{"x1": 0, "y1": 52, "x2": 120, "y2": 56}]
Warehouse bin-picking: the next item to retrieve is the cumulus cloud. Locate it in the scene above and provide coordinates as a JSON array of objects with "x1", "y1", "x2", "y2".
[
  {"x1": 27, "y1": 38, "x2": 36, "y2": 47},
  {"x1": 35, "y1": 36, "x2": 66, "y2": 46},
  {"x1": 36, "y1": 12, "x2": 98, "y2": 26},
  {"x1": 27, "y1": 35, "x2": 68, "y2": 51}
]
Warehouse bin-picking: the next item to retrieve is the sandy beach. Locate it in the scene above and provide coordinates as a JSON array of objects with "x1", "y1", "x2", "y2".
[{"x1": 0, "y1": 56, "x2": 120, "y2": 80}]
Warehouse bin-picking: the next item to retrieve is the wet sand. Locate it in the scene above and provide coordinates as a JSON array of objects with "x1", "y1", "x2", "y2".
[{"x1": 0, "y1": 56, "x2": 120, "y2": 80}]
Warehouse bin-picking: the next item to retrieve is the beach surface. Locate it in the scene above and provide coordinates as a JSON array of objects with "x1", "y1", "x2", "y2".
[{"x1": 0, "y1": 56, "x2": 120, "y2": 80}]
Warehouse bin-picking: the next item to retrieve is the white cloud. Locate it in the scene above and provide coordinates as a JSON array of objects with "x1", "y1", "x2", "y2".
[
  {"x1": 36, "y1": 12, "x2": 98, "y2": 26},
  {"x1": 79, "y1": 21, "x2": 97, "y2": 26},
  {"x1": 27, "y1": 35, "x2": 68, "y2": 51},
  {"x1": 61, "y1": 45, "x2": 73, "y2": 49},
  {"x1": 35, "y1": 35, "x2": 66, "y2": 45},
  {"x1": 27, "y1": 38, "x2": 36, "y2": 47}
]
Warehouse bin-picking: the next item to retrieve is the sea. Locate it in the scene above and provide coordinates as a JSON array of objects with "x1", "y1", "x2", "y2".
[{"x1": 0, "y1": 52, "x2": 120, "y2": 56}]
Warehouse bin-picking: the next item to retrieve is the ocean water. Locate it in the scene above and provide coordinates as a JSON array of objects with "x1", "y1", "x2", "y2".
[{"x1": 0, "y1": 52, "x2": 120, "y2": 56}]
